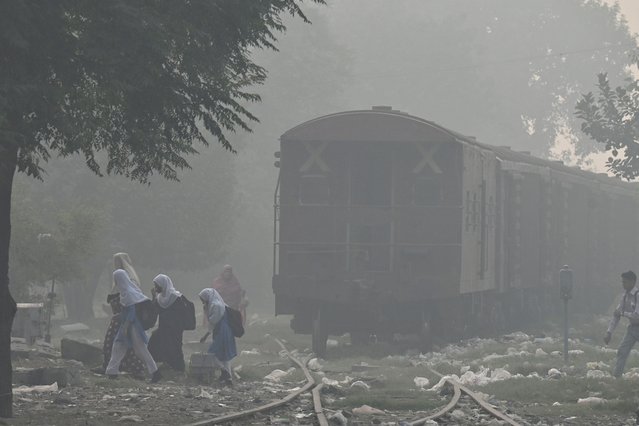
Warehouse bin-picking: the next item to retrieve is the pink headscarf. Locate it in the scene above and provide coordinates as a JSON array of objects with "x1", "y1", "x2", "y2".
[{"x1": 212, "y1": 265, "x2": 243, "y2": 309}]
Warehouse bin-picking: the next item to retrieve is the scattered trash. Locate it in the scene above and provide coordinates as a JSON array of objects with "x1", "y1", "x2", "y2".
[
  {"x1": 321, "y1": 377, "x2": 340, "y2": 387},
  {"x1": 328, "y1": 410, "x2": 349, "y2": 426},
  {"x1": 240, "y1": 349, "x2": 260, "y2": 356},
  {"x1": 535, "y1": 348, "x2": 548, "y2": 357},
  {"x1": 568, "y1": 349, "x2": 585, "y2": 356},
  {"x1": 117, "y1": 415, "x2": 143, "y2": 423},
  {"x1": 577, "y1": 397, "x2": 607, "y2": 405},
  {"x1": 196, "y1": 389, "x2": 215, "y2": 400},
  {"x1": 586, "y1": 361, "x2": 610, "y2": 370},
  {"x1": 308, "y1": 358, "x2": 323, "y2": 371},
  {"x1": 13, "y1": 382, "x2": 59, "y2": 394},
  {"x1": 326, "y1": 339, "x2": 339, "y2": 348},
  {"x1": 552, "y1": 402, "x2": 562, "y2": 406},
  {"x1": 586, "y1": 370, "x2": 610, "y2": 379},
  {"x1": 547, "y1": 368, "x2": 563, "y2": 379},
  {"x1": 264, "y1": 367, "x2": 295, "y2": 382},
  {"x1": 351, "y1": 361, "x2": 381, "y2": 372},
  {"x1": 413, "y1": 376, "x2": 430, "y2": 390},
  {"x1": 352, "y1": 404, "x2": 385, "y2": 415},
  {"x1": 350, "y1": 381, "x2": 371, "y2": 391}
]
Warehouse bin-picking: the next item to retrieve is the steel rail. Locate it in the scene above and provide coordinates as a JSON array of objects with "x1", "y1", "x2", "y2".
[
  {"x1": 407, "y1": 367, "x2": 522, "y2": 426},
  {"x1": 185, "y1": 339, "x2": 316, "y2": 426}
]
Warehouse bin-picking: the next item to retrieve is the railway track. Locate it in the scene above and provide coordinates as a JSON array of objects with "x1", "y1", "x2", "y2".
[
  {"x1": 185, "y1": 338, "x2": 327, "y2": 426},
  {"x1": 406, "y1": 368, "x2": 523, "y2": 426},
  {"x1": 186, "y1": 338, "x2": 521, "y2": 426}
]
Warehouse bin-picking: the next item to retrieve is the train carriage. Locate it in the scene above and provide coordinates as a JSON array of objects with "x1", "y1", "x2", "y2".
[{"x1": 272, "y1": 106, "x2": 639, "y2": 356}]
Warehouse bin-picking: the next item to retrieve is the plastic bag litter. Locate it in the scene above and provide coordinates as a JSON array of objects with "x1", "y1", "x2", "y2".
[
  {"x1": 326, "y1": 339, "x2": 339, "y2": 347},
  {"x1": 13, "y1": 382, "x2": 59, "y2": 394},
  {"x1": 321, "y1": 377, "x2": 340, "y2": 387},
  {"x1": 547, "y1": 368, "x2": 563, "y2": 379},
  {"x1": 240, "y1": 349, "x2": 260, "y2": 355},
  {"x1": 535, "y1": 348, "x2": 548, "y2": 357},
  {"x1": 307, "y1": 358, "x2": 323, "y2": 371},
  {"x1": 350, "y1": 381, "x2": 370, "y2": 390},
  {"x1": 413, "y1": 377, "x2": 430, "y2": 389},
  {"x1": 352, "y1": 404, "x2": 385, "y2": 415},
  {"x1": 264, "y1": 367, "x2": 295, "y2": 382},
  {"x1": 577, "y1": 397, "x2": 607, "y2": 405},
  {"x1": 586, "y1": 370, "x2": 610, "y2": 379},
  {"x1": 568, "y1": 349, "x2": 585, "y2": 356}
]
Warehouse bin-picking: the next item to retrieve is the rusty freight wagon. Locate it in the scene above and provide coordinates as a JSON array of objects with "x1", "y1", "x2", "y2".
[{"x1": 272, "y1": 106, "x2": 639, "y2": 356}]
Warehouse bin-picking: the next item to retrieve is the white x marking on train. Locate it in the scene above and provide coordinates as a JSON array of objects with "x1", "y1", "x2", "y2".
[
  {"x1": 300, "y1": 141, "x2": 330, "y2": 173},
  {"x1": 413, "y1": 142, "x2": 442, "y2": 174}
]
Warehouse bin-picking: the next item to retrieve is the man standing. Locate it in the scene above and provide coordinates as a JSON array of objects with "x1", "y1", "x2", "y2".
[{"x1": 604, "y1": 270, "x2": 639, "y2": 378}]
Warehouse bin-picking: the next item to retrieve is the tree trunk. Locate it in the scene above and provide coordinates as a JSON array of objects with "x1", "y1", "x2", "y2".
[{"x1": 0, "y1": 144, "x2": 18, "y2": 418}]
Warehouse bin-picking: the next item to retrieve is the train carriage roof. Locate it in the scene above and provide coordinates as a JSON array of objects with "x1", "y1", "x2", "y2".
[{"x1": 281, "y1": 107, "x2": 639, "y2": 192}]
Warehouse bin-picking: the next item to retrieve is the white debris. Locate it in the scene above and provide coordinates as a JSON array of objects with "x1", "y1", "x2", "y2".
[
  {"x1": 527, "y1": 372, "x2": 541, "y2": 379},
  {"x1": 328, "y1": 411, "x2": 348, "y2": 426},
  {"x1": 586, "y1": 361, "x2": 610, "y2": 370},
  {"x1": 352, "y1": 404, "x2": 385, "y2": 416},
  {"x1": 552, "y1": 402, "x2": 562, "y2": 406},
  {"x1": 326, "y1": 339, "x2": 339, "y2": 348},
  {"x1": 339, "y1": 376, "x2": 353, "y2": 385},
  {"x1": 240, "y1": 349, "x2": 260, "y2": 355},
  {"x1": 321, "y1": 377, "x2": 340, "y2": 387},
  {"x1": 350, "y1": 381, "x2": 370, "y2": 391},
  {"x1": 504, "y1": 332, "x2": 530, "y2": 342},
  {"x1": 533, "y1": 336, "x2": 555, "y2": 344},
  {"x1": 450, "y1": 409, "x2": 466, "y2": 421},
  {"x1": 623, "y1": 369, "x2": 639, "y2": 379},
  {"x1": 13, "y1": 382, "x2": 59, "y2": 394},
  {"x1": 196, "y1": 389, "x2": 215, "y2": 399},
  {"x1": 547, "y1": 368, "x2": 563, "y2": 379},
  {"x1": 490, "y1": 368, "x2": 512, "y2": 381},
  {"x1": 482, "y1": 353, "x2": 506, "y2": 362},
  {"x1": 598, "y1": 347, "x2": 617, "y2": 354},
  {"x1": 413, "y1": 377, "x2": 430, "y2": 390},
  {"x1": 586, "y1": 370, "x2": 610, "y2": 379},
  {"x1": 568, "y1": 349, "x2": 585, "y2": 356},
  {"x1": 460, "y1": 365, "x2": 471, "y2": 373},
  {"x1": 102, "y1": 395, "x2": 116, "y2": 400},
  {"x1": 264, "y1": 367, "x2": 295, "y2": 382},
  {"x1": 60, "y1": 323, "x2": 90, "y2": 332},
  {"x1": 535, "y1": 348, "x2": 548, "y2": 357},
  {"x1": 577, "y1": 397, "x2": 607, "y2": 405},
  {"x1": 307, "y1": 358, "x2": 323, "y2": 371},
  {"x1": 550, "y1": 351, "x2": 562, "y2": 357}
]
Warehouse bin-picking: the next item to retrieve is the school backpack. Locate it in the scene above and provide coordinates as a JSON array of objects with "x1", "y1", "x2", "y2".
[
  {"x1": 135, "y1": 299, "x2": 158, "y2": 330},
  {"x1": 179, "y1": 296, "x2": 197, "y2": 331},
  {"x1": 225, "y1": 306, "x2": 244, "y2": 338}
]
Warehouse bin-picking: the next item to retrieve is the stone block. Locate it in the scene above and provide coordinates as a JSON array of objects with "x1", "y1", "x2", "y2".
[{"x1": 61, "y1": 338, "x2": 102, "y2": 365}]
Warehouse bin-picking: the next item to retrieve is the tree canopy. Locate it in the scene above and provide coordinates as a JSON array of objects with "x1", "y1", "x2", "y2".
[
  {"x1": 327, "y1": 0, "x2": 637, "y2": 156},
  {"x1": 0, "y1": 0, "x2": 322, "y2": 418},
  {"x1": 576, "y1": 52, "x2": 639, "y2": 180}
]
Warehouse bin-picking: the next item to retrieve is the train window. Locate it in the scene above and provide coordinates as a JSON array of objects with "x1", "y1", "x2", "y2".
[
  {"x1": 413, "y1": 176, "x2": 442, "y2": 205},
  {"x1": 299, "y1": 174, "x2": 330, "y2": 205},
  {"x1": 349, "y1": 223, "x2": 391, "y2": 271},
  {"x1": 350, "y1": 148, "x2": 391, "y2": 206}
]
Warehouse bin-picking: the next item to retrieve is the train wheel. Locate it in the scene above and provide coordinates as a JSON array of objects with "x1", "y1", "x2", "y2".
[{"x1": 312, "y1": 309, "x2": 328, "y2": 357}]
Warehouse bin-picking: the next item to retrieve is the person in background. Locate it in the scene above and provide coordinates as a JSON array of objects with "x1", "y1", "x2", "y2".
[
  {"x1": 106, "y1": 269, "x2": 161, "y2": 383},
  {"x1": 148, "y1": 274, "x2": 186, "y2": 372},
  {"x1": 94, "y1": 253, "x2": 145, "y2": 377},
  {"x1": 212, "y1": 265, "x2": 248, "y2": 325},
  {"x1": 199, "y1": 288, "x2": 237, "y2": 386},
  {"x1": 604, "y1": 270, "x2": 639, "y2": 378}
]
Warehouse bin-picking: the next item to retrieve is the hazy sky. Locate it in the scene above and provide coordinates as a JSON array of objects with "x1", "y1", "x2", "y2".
[{"x1": 611, "y1": 0, "x2": 639, "y2": 33}]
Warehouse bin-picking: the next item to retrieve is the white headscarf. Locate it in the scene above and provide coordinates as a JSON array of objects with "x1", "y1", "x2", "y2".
[
  {"x1": 113, "y1": 269, "x2": 149, "y2": 307},
  {"x1": 198, "y1": 288, "x2": 225, "y2": 328},
  {"x1": 112, "y1": 253, "x2": 141, "y2": 292},
  {"x1": 153, "y1": 274, "x2": 182, "y2": 308}
]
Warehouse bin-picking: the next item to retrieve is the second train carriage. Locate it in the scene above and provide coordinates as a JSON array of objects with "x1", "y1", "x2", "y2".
[{"x1": 272, "y1": 106, "x2": 639, "y2": 356}]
